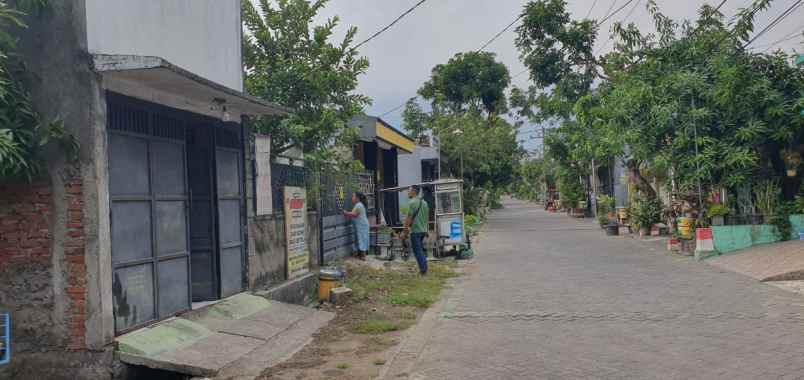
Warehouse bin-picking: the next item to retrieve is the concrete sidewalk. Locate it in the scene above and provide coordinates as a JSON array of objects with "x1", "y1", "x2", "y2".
[{"x1": 707, "y1": 240, "x2": 804, "y2": 282}]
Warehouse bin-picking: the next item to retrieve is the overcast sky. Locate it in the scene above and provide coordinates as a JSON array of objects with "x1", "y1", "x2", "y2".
[{"x1": 252, "y1": 0, "x2": 804, "y2": 151}]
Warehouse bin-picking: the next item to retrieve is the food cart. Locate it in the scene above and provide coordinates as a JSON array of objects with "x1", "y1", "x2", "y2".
[{"x1": 378, "y1": 179, "x2": 467, "y2": 258}]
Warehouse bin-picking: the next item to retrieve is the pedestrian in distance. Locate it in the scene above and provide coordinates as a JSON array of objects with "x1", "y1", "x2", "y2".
[
  {"x1": 402, "y1": 185, "x2": 429, "y2": 275},
  {"x1": 343, "y1": 192, "x2": 370, "y2": 260}
]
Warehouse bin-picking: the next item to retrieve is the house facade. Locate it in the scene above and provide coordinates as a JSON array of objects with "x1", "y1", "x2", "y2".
[{"x1": 0, "y1": 2, "x2": 317, "y2": 379}]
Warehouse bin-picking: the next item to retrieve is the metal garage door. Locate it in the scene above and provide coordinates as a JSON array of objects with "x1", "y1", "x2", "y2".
[
  {"x1": 215, "y1": 125, "x2": 245, "y2": 298},
  {"x1": 108, "y1": 94, "x2": 191, "y2": 333}
]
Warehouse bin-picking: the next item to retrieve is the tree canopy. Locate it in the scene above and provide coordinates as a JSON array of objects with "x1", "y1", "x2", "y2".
[
  {"x1": 513, "y1": 0, "x2": 804, "y2": 211},
  {"x1": 242, "y1": 0, "x2": 370, "y2": 159},
  {"x1": 418, "y1": 51, "x2": 511, "y2": 117}
]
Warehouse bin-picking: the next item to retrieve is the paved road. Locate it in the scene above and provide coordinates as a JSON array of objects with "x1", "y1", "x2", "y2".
[{"x1": 384, "y1": 198, "x2": 804, "y2": 380}]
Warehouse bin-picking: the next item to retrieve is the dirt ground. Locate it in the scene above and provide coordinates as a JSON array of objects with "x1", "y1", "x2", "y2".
[{"x1": 258, "y1": 258, "x2": 459, "y2": 380}]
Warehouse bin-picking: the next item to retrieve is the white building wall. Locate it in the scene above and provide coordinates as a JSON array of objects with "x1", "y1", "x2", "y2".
[
  {"x1": 85, "y1": 0, "x2": 243, "y2": 91},
  {"x1": 397, "y1": 144, "x2": 440, "y2": 219}
]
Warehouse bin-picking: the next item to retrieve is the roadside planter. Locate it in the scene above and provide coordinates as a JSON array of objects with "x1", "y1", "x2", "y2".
[
  {"x1": 677, "y1": 217, "x2": 694, "y2": 239},
  {"x1": 605, "y1": 223, "x2": 619, "y2": 236}
]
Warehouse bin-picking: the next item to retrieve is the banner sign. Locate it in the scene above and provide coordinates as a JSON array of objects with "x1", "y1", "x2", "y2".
[{"x1": 284, "y1": 186, "x2": 309, "y2": 279}]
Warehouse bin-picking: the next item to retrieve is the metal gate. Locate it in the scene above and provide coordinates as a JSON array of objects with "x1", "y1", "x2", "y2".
[
  {"x1": 215, "y1": 125, "x2": 245, "y2": 297},
  {"x1": 319, "y1": 171, "x2": 375, "y2": 263},
  {"x1": 108, "y1": 94, "x2": 191, "y2": 333}
]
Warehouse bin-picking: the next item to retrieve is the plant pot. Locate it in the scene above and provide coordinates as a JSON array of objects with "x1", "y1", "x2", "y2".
[
  {"x1": 605, "y1": 223, "x2": 619, "y2": 236},
  {"x1": 712, "y1": 216, "x2": 725, "y2": 226},
  {"x1": 750, "y1": 215, "x2": 764, "y2": 225},
  {"x1": 667, "y1": 237, "x2": 680, "y2": 251}
]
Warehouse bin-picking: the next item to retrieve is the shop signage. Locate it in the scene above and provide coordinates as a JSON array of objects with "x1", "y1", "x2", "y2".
[{"x1": 284, "y1": 186, "x2": 309, "y2": 279}]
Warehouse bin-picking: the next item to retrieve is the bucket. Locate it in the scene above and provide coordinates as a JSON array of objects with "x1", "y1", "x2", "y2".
[
  {"x1": 605, "y1": 223, "x2": 619, "y2": 236},
  {"x1": 319, "y1": 267, "x2": 345, "y2": 302},
  {"x1": 678, "y1": 217, "x2": 693, "y2": 239}
]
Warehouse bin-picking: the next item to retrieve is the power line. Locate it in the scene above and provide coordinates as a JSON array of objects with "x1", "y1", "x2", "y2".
[
  {"x1": 354, "y1": 0, "x2": 429, "y2": 49},
  {"x1": 745, "y1": 0, "x2": 804, "y2": 47},
  {"x1": 597, "y1": 0, "x2": 637, "y2": 26},
  {"x1": 759, "y1": 24, "x2": 804, "y2": 51},
  {"x1": 596, "y1": 0, "x2": 642, "y2": 55},
  {"x1": 599, "y1": 0, "x2": 619, "y2": 26},
  {"x1": 586, "y1": 0, "x2": 601, "y2": 19},
  {"x1": 477, "y1": 15, "x2": 524, "y2": 52},
  {"x1": 714, "y1": 0, "x2": 728, "y2": 12},
  {"x1": 380, "y1": 10, "x2": 526, "y2": 117}
]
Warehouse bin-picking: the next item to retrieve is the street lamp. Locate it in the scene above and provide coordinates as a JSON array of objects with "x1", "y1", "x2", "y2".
[{"x1": 453, "y1": 129, "x2": 464, "y2": 179}]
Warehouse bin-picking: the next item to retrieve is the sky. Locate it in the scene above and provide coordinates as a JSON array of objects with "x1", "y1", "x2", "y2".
[{"x1": 252, "y1": 0, "x2": 804, "y2": 152}]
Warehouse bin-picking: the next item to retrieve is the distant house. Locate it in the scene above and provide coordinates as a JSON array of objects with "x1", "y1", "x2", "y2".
[
  {"x1": 349, "y1": 115, "x2": 415, "y2": 226},
  {"x1": 397, "y1": 133, "x2": 442, "y2": 220}
]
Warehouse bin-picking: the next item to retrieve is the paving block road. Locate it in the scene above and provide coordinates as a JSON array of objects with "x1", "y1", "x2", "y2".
[{"x1": 382, "y1": 198, "x2": 804, "y2": 380}]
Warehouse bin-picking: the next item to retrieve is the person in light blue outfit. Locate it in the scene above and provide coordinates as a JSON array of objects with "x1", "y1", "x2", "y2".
[{"x1": 343, "y1": 192, "x2": 370, "y2": 260}]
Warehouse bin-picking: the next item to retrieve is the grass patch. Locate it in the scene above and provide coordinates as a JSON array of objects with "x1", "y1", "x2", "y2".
[
  {"x1": 373, "y1": 359, "x2": 387, "y2": 366},
  {"x1": 345, "y1": 261, "x2": 458, "y2": 308},
  {"x1": 352, "y1": 317, "x2": 414, "y2": 335},
  {"x1": 336, "y1": 363, "x2": 350, "y2": 370}
]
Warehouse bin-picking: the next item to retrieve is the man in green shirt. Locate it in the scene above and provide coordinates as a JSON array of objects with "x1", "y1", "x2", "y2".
[{"x1": 405, "y1": 185, "x2": 430, "y2": 275}]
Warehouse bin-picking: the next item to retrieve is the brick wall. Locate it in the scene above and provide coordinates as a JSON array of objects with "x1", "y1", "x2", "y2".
[
  {"x1": 64, "y1": 179, "x2": 86, "y2": 350},
  {"x1": 0, "y1": 175, "x2": 87, "y2": 352}
]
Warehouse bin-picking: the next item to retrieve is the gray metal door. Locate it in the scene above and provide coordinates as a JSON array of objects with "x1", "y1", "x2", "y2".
[
  {"x1": 215, "y1": 125, "x2": 245, "y2": 298},
  {"x1": 108, "y1": 94, "x2": 191, "y2": 333},
  {"x1": 188, "y1": 123, "x2": 218, "y2": 301}
]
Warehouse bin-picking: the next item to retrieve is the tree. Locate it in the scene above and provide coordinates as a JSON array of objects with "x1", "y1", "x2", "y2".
[
  {"x1": 401, "y1": 98, "x2": 429, "y2": 140},
  {"x1": 0, "y1": 0, "x2": 74, "y2": 180},
  {"x1": 418, "y1": 51, "x2": 510, "y2": 117},
  {"x1": 513, "y1": 0, "x2": 804, "y2": 213},
  {"x1": 241, "y1": 0, "x2": 370, "y2": 159}
]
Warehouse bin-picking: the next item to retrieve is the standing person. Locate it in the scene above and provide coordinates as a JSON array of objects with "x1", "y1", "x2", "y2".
[
  {"x1": 343, "y1": 192, "x2": 370, "y2": 260},
  {"x1": 405, "y1": 185, "x2": 430, "y2": 275}
]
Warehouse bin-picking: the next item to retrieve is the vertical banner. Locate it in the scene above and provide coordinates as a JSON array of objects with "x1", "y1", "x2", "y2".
[
  {"x1": 284, "y1": 186, "x2": 309, "y2": 279},
  {"x1": 255, "y1": 135, "x2": 272, "y2": 215}
]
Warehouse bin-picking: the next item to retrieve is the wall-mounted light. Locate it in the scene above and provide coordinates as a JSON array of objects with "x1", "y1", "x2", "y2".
[{"x1": 211, "y1": 98, "x2": 231, "y2": 122}]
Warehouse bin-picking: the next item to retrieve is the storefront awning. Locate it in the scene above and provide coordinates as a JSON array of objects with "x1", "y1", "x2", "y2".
[
  {"x1": 92, "y1": 54, "x2": 290, "y2": 117},
  {"x1": 351, "y1": 115, "x2": 415, "y2": 153}
]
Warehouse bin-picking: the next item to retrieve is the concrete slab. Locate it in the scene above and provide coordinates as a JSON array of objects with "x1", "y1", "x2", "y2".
[
  {"x1": 216, "y1": 310, "x2": 335, "y2": 380},
  {"x1": 115, "y1": 293, "x2": 335, "y2": 378},
  {"x1": 116, "y1": 318, "x2": 212, "y2": 357},
  {"x1": 707, "y1": 240, "x2": 804, "y2": 281},
  {"x1": 120, "y1": 332, "x2": 264, "y2": 378},
  {"x1": 201, "y1": 293, "x2": 272, "y2": 319},
  {"x1": 188, "y1": 315, "x2": 283, "y2": 341},
  {"x1": 243, "y1": 302, "x2": 311, "y2": 328}
]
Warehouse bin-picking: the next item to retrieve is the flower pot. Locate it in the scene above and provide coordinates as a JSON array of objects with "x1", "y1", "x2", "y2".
[
  {"x1": 712, "y1": 216, "x2": 725, "y2": 226},
  {"x1": 606, "y1": 223, "x2": 619, "y2": 236},
  {"x1": 667, "y1": 237, "x2": 680, "y2": 251}
]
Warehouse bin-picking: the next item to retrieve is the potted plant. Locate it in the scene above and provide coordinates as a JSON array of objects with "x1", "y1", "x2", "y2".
[
  {"x1": 631, "y1": 196, "x2": 662, "y2": 238},
  {"x1": 782, "y1": 150, "x2": 801, "y2": 177},
  {"x1": 754, "y1": 180, "x2": 780, "y2": 225},
  {"x1": 706, "y1": 204, "x2": 730, "y2": 226}
]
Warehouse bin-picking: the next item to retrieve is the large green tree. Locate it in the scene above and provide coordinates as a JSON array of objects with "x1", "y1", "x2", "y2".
[
  {"x1": 513, "y1": 0, "x2": 804, "y2": 212},
  {"x1": 418, "y1": 51, "x2": 511, "y2": 117},
  {"x1": 241, "y1": 0, "x2": 370, "y2": 159}
]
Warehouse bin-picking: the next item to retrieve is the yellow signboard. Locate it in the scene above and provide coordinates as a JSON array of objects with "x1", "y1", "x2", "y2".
[
  {"x1": 375, "y1": 122, "x2": 415, "y2": 153},
  {"x1": 284, "y1": 186, "x2": 309, "y2": 279}
]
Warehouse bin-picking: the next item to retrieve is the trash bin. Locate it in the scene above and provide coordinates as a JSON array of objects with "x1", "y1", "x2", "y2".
[{"x1": 319, "y1": 267, "x2": 345, "y2": 302}]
